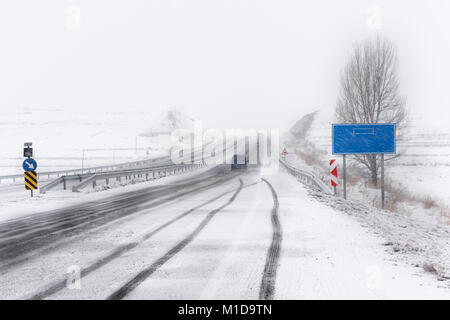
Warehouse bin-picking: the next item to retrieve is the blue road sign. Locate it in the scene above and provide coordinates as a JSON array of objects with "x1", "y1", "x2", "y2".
[
  {"x1": 23, "y1": 158, "x2": 38, "y2": 172},
  {"x1": 332, "y1": 123, "x2": 396, "y2": 155}
]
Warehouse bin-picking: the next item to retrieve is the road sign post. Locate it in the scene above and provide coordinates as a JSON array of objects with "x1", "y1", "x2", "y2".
[
  {"x1": 343, "y1": 155, "x2": 346, "y2": 200},
  {"x1": 381, "y1": 154, "x2": 385, "y2": 209},
  {"x1": 332, "y1": 124, "x2": 395, "y2": 207},
  {"x1": 23, "y1": 142, "x2": 37, "y2": 197}
]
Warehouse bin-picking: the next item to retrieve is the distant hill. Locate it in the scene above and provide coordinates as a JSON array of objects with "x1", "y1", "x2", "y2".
[
  {"x1": 140, "y1": 108, "x2": 196, "y2": 138},
  {"x1": 289, "y1": 111, "x2": 318, "y2": 140}
]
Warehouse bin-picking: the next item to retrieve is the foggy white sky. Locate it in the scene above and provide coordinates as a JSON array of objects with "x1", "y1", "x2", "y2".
[{"x1": 0, "y1": 0, "x2": 449, "y2": 130}]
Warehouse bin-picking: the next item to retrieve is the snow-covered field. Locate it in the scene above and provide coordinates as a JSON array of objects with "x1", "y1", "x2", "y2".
[{"x1": 0, "y1": 108, "x2": 194, "y2": 176}]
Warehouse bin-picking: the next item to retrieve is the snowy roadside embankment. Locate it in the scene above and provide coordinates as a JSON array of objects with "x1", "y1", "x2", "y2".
[
  {"x1": 281, "y1": 109, "x2": 450, "y2": 285},
  {"x1": 266, "y1": 170, "x2": 450, "y2": 298},
  {"x1": 300, "y1": 181, "x2": 450, "y2": 285}
]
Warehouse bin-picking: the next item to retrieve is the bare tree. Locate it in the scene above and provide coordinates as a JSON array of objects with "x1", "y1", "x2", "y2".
[{"x1": 336, "y1": 36, "x2": 407, "y2": 186}]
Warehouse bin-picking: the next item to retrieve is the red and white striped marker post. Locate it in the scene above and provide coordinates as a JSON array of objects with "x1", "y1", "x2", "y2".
[{"x1": 330, "y1": 159, "x2": 338, "y2": 195}]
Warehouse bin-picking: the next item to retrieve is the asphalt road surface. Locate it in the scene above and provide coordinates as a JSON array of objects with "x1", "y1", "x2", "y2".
[
  {"x1": 0, "y1": 165, "x2": 282, "y2": 299},
  {"x1": 1, "y1": 165, "x2": 449, "y2": 299}
]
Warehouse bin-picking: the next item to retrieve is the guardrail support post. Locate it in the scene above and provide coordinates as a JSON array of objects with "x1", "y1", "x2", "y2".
[
  {"x1": 93, "y1": 180, "x2": 96, "y2": 188},
  {"x1": 63, "y1": 177, "x2": 66, "y2": 190},
  {"x1": 106, "y1": 178, "x2": 109, "y2": 185}
]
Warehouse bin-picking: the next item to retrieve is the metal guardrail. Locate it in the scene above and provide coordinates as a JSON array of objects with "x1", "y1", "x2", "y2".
[
  {"x1": 0, "y1": 154, "x2": 171, "y2": 183},
  {"x1": 39, "y1": 173, "x2": 94, "y2": 194},
  {"x1": 0, "y1": 139, "x2": 219, "y2": 183},
  {"x1": 71, "y1": 162, "x2": 205, "y2": 192},
  {"x1": 39, "y1": 161, "x2": 206, "y2": 194},
  {"x1": 32, "y1": 140, "x2": 229, "y2": 194},
  {"x1": 280, "y1": 158, "x2": 333, "y2": 195},
  {"x1": 39, "y1": 139, "x2": 213, "y2": 194}
]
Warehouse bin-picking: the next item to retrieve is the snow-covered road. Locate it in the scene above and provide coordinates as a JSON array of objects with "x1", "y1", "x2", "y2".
[{"x1": 0, "y1": 166, "x2": 448, "y2": 299}]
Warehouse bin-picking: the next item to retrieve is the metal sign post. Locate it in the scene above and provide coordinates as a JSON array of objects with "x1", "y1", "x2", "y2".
[
  {"x1": 343, "y1": 155, "x2": 346, "y2": 200},
  {"x1": 23, "y1": 142, "x2": 37, "y2": 197},
  {"x1": 381, "y1": 154, "x2": 385, "y2": 209}
]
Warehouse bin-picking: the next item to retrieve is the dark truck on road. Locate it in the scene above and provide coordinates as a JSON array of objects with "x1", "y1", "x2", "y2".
[{"x1": 231, "y1": 154, "x2": 248, "y2": 170}]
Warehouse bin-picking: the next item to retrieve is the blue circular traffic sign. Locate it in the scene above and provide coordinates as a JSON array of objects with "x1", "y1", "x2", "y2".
[{"x1": 23, "y1": 158, "x2": 37, "y2": 172}]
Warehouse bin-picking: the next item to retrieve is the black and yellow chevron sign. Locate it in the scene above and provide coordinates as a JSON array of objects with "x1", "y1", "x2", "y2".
[{"x1": 24, "y1": 170, "x2": 38, "y2": 190}]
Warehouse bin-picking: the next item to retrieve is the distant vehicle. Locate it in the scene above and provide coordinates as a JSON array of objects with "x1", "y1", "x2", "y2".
[{"x1": 231, "y1": 154, "x2": 248, "y2": 170}]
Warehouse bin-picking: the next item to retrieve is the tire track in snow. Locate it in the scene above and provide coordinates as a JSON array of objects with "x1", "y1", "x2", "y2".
[
  {"x1": 106, "y1": 179, "x2": 244, "y2": 300},
  {"x1": 259, "y1": 178, "x2": 282, "y2": 300},
  {"x1": 29, "y1": 180, "x2": 242, "y2": 299},
  {"x1": 198, "y1": 180, "x2": 264, "y2": 299},
  {"x1": 0, "y1": 169, "x2": 240, "y2": 271}
]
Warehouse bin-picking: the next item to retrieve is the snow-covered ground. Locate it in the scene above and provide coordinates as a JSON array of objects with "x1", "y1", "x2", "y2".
[
  {"x1": 1, "y1": 105, "x2": 449, "y2": 299},
  {"x1": 268, "y1": 171, "x2": 450, "y2": 299},
  {"x1": 1, "y1": 168, "x2": 448, "y2": 299},
  {"x1": 0, "y1": 107, "x2": 194, "y2": 176}
]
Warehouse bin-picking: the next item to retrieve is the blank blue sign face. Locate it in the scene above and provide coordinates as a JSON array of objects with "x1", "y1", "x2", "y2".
[{"x1": 332, "y1": 124, "x2": 396, "y2": 155}]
